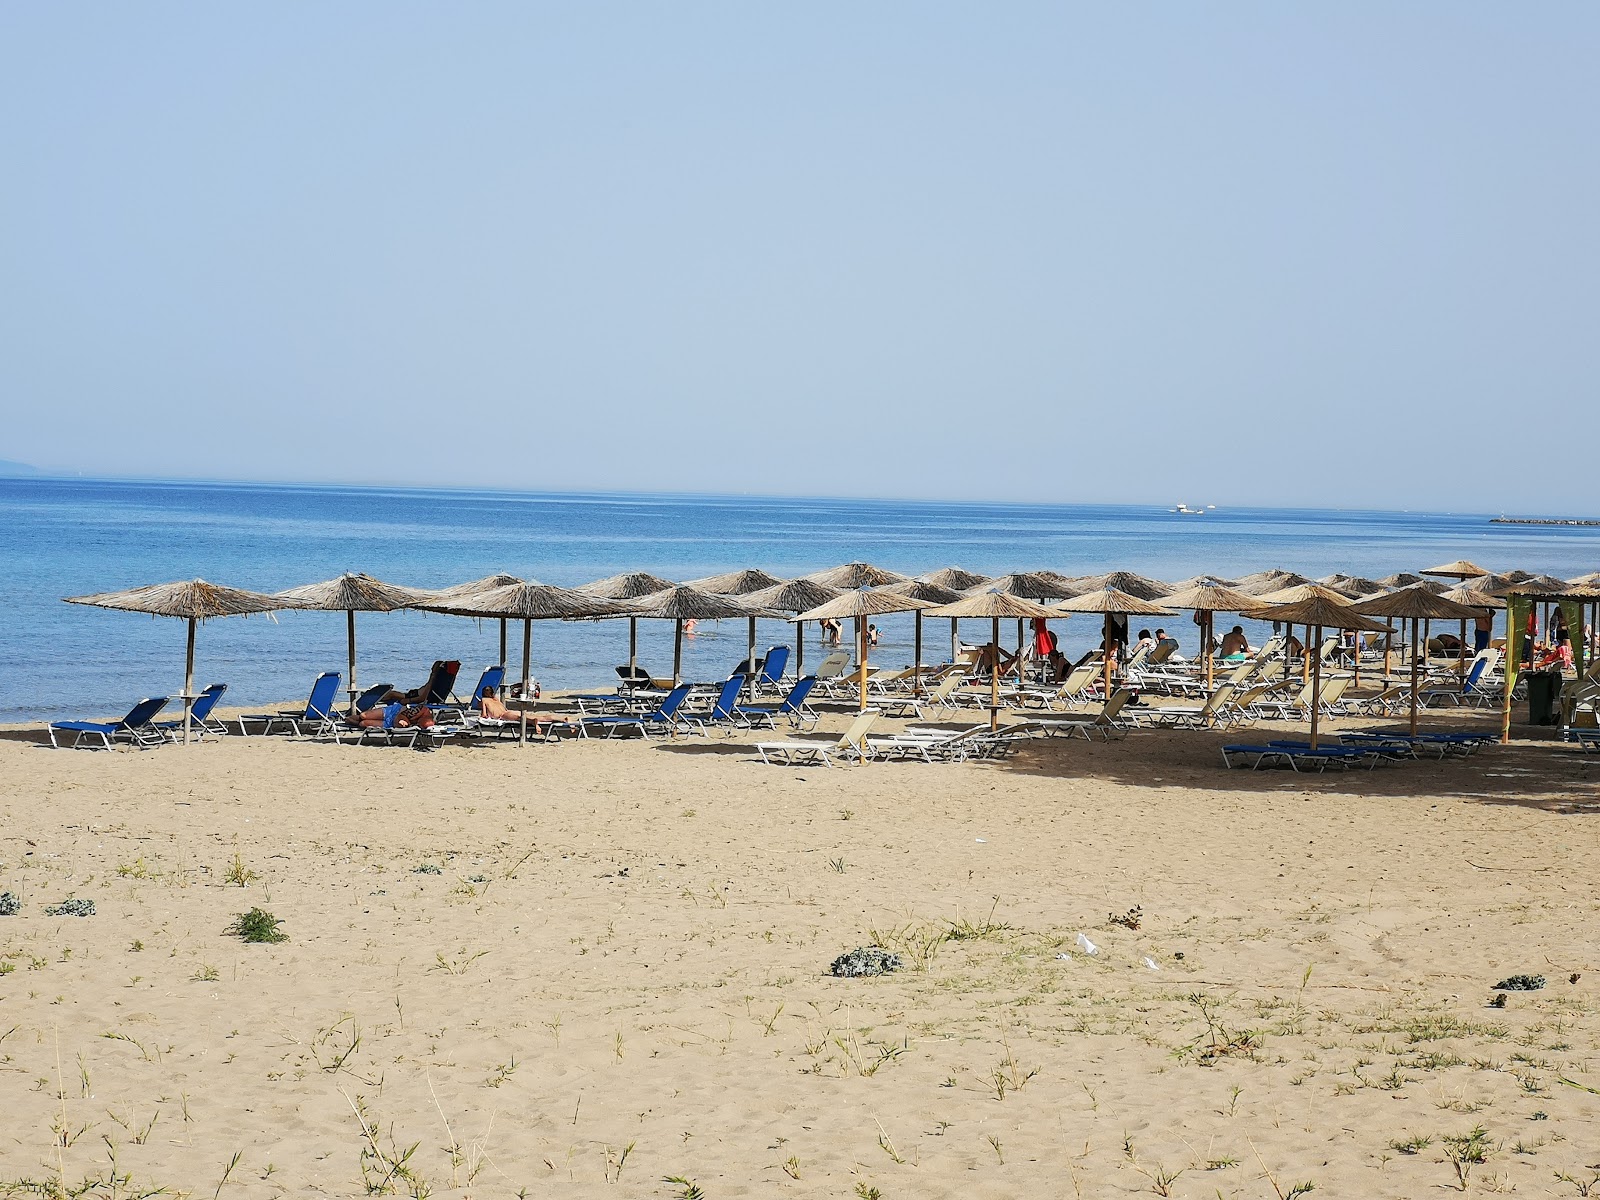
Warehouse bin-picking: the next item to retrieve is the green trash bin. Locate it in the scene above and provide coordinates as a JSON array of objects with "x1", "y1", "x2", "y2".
[{"x1": 1525, "y1": 671, "x2": 1562, "y2": 726}]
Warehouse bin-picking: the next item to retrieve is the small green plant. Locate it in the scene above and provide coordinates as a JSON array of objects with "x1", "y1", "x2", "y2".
[
  {"x1": 225, "y1": 908, "x2": 287, "y2": 943},
  {"x1": 1109, "y1": 905, "x2": 1143, "y2": 931},
  {"x1": 1442, "y1": 1125, "x2": 1494, "y2": 1192},
  {"x1": 854, "y1": 1186, "x2": 882, "y2": 1200},
  {"x1": 1555, "y1": 1171, "x2": 1600, "y2": 1197},
  {"x1": 223, "y1": 853, "x2": 258, "y2": 887},
  {"x1": 828, "y1": 858, "x2": 847, "y2": 874},
  {"x1": 663, "y1": 1176, "x2": 705, "y2": 1200},
  {"x1": 1136, "y1": 1163, "x2": 1185, "y2": 1197},
  {"x1": 193, "y1": 963, "x2": 221, "y2": 982},
  {"x1": 486, "y1": 1055, "x2": 518, "y2": 1088},
  {"x1": 1390, "y1": 1133, "x2": 1432, "y2": 1155}
]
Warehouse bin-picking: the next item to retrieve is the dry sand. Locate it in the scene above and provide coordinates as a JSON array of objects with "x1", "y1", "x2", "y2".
[{"x1": 2, "y1": 703, "x2": 1598, "y2": 1199}]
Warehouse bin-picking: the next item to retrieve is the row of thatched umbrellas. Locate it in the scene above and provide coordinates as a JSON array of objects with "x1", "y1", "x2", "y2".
[{"x1": 65, "y1": 558, "x2": 1600, "y2": 744}]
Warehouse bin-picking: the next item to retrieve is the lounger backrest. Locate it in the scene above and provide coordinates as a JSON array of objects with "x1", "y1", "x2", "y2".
[
  {"x1": 616, "y1": 664, "x2": 652, "y2": 685},
  {"x1": 1123, "y1": 643, "x2": 1151, "y2": 671},
  {"x1": 1098, "y1": 689, "x2": 1133, "y2": 723},
  {"x1": 353, "y1": 683, "x2": 393, "y2": 712},
  {"x1": 1146, "y1": 642, "x2": 1176, "y2": 665},
  {"x1": 779, "y1": 676, "x2": 817, "y2": 712},
  {"x1": 1461, "y1": 654, "x2": 1491, "y2": 691},
  {"x1": 188, "y1": 684, "x2": 227, "y2": 721},
  {"x1": 814, "y1": 651, "x2": 852, "y2": 679},
  {"x1": 1226, "y1": 659, "x2": 1258, "y2": 684},
  {"x1": 122, "y1": 697, "x2": 172, "y2": 729},
  {"x1": 1319, "y1": 675, "x2": 1351, "y2": 704},
  {"x1": 836, "y1": 711, "x2": 879, "y2": 750},
  {"x1": 760, "y1": 646, "x2": 791, "y2": 685},
  {"x1": 710, "y1": 675, "x2": 745, "y2": 720},
  {"x1": 468, "y1": 665, "x2": 506, "y2": 702},
  {"x1": 423, "y1": 661, "x2": 460, "y2": 706},
  {"x1": 656, "y1": 684, "x2": 695, "y2": 718},
  {"x1": 929, "y1": 675, "x2": 965, "y2": 703},
  {"x1": 1200, "y1": 683, "x2": 1237, "y2": 716},
  {"x1": 304, "y1": 672, "x2": 342, "y2": 720},
  {"x1": 1057, "y1": 665, "x2": 1095, "y2": 694}
]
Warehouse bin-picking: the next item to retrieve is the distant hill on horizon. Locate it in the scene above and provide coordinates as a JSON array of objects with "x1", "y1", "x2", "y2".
[{"x1": 0, "y1": 459, "x2": 41, "y2": 477}]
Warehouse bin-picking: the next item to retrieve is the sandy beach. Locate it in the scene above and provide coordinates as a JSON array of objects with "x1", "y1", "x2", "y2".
[{"x1": 2, "y1": 704, "x2": 1598, "y2": 1199}]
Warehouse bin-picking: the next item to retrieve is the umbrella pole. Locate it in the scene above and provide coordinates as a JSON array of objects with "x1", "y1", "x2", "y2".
[
  {"x1": 1102, "y1": 615, "x2": 1113, "y2": 699},
  {"x1": 1458, "y1": 618, "x2": 1467, "y2": 680},
  {"x1": 747, "y1": 615, "x2": 757, "y2": 699},
  {"x1": 1310, "y1": 623, "x2": 1323, "y2": 750},
  {"x1": 347, "y1": 609, "x2": 358, "y2": 709},
  {"x1": 1409, "y1": 616, "x2": 1420, "y2": 737},
  {"x1": 857, "y1": 617, "x2": 868, "y2": 712},
  {"x1": 1015, "y1": 618, "x2": 1025, "y2": 688},
  {"x1": 1384, "y1": 621, "x2": 1394, "y2": 681},
  {"x1": 950, "y1": 617, "x2": 958, "y2": 664},
  {"x1": 913, "y1": 612, "x2": 923, "y2": 697},
  {"x1": 794, "y1": 620, "x2": 804, "y2": 676},
  {"x1": 1204, "y1": 611, "x2": 1214, "y2": 690},
  {"x1": 990, "y1": 616, "x2": 1000, "y2": 732},
  {"x1": 499, "y1": 618, "x2": 507, "y2": 689},
  {"x1": 673, "y1": 619, "x2": 684, "y2": 686},
  {"x1": 629, "y1": 618, "x2": 637, "y2": 672},
  {"x1": 520, "y1": 618, "x2": 531, "y2": 747},
  {"x1": 183, "y1": 615, "x2": 196, "y2": 745}
]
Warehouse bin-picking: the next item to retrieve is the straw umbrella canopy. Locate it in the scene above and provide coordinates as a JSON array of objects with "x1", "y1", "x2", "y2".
[
  {"x1": 742, "y1": 578, "x2": 843, "y2": 676},
  {"x1": 1318, "y1": 574, "x2": 1385, "y2": 598},
  {"x1": 275, "y1": 573, "x2": 427, "y2": 707},
  {"x1": 626, "y1": 585, "x2": 780, "y2": 688},
  {"x1": 1235, "y1": 571, "x2": 1315, "y2": 597},
  {"x1": 1569, "y1": 572, "x2": 1600, "y2": 587},
  {"x1": 64, "y1": 579, "x2": 289, "y2": 744},
  {"x1": 921, "y1": 566, "x2": 991, "y2": 591},
  {"x1": 1252, "y1": 596, "x2": 1389, "y2": 749},
  {"x1": 1354, "y1": 586, "x2": 1483, "y2": 734},
  {"x1": 1379, "y1": 572, "x2": 1427, "y2": 588},
  {"x1": 925, "y1": 590, "x2": 1057, "y2": 730},
  {"x1": 796, "y1": 587, "x2": 932, "y2": 711},
  {"x1": 1073, "y1": 571, "x2": 1172, "y2": 602},
  {"x1": 1159, "y1": 581, "x2": 1267, "y2": 688},
  {"x1": 424, "y1": 574, "x2": 526, "y2": 678},
  {"x1": 1052, "y1": 587, "x2": 1177, "y2": 698},
  {"x1": 885, "y1": 579, "x2": 963, "y2": 695},
  {"x1": 1422, "y1": 559, "x2": 1492, "y2": 580},
  {"x1": 687, "y1": 569, "x2": 789, "y2": 690},
  {"x1": 418, "y1": 581, "x2": 633, "y2": 744},
  {"x1": 805, "y1": 561, "x2": 909, "y2": 589},
  {"x1": 573, "y1": 571, "x2": 677, "y2": 675},
  {"x1": 1169, "y1": 574, "x2": 1238, "y2": 591}
]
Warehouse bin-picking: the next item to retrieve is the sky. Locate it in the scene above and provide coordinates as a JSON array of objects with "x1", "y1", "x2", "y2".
[{"x1": 2, "y1": 4, "x2": 1596, "y2": 510}]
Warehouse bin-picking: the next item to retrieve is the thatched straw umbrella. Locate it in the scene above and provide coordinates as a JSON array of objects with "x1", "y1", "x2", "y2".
[
  {"x1": 1354, "y1": 586, "x2": 1483, "y2": 735},
  {"x1": 1234, "y1": 570, "x2": 1314, "y2": 596},
  {"x1": 1169, "y1": 574, "x2": 1238, "y2": 591},
  {"x1": 426, "y1": 574, "x2": 525, "y2": 683},
  {"x1": 1250, "y1": 583, "x2": 1355, "y2": 681},
  {"x1": 925, "y1": 590, "x2": 1057, "y2": 730},
  {"x1": 974, "y1": 573, "x2": 1071, "y2": 673},
  {"x1": 805, "y1": 562, "x2": 909, "y2": 590},
  {"x1": 1158, "y1": 581, "x2": 1266, "y2": 689},
  {"x1": 1074, "y1": 571, "x2": 1172, "y2": 602},
  {"x1": 1422, "y1": 559, "x2": 1492, "y2": 580},
  {"x1": 922, "y1": 566, "x2": 991, "y2": 591},
  {"x1": 627, "y1": 586, "x2": 780, "y2": 688},
  {"x1": 1052, "y1": 587, "x2": 1176, "y2": 699},
  {"x1": 1379, "y1": 572, "x2": 1427, "y2": 588},
  {"x1": 796, "y1": 587, "x2": 932, "y2": 711},
  {"x1": 687, "y1": 569, "x2": 788, "y2": 692},
  {"x1": 64, "y1": 579, "x2": 289, "y2": 743},
  {"x1": 575, "y1": 572, "x2": 676, "y2": 675},
  {"x1": 884, "y1": 579, "x2": 963, "y2": 695},
  {"x1": 1318, "y1": 574, "x2": 1384, "y2": 599},
  {"x1": 742, "y1": 578, "x2": 843, "y2": 677},
  {"x1": 418, "y1": 581, "x2": 632, "y2": 744},
  {"x1": 1251, "y1": 596, "x2": 1389, "y2": 749},
  {"x1": 1569, "y1": 572, "x2": 1600, "y2": 587},
  {"x1": 275, "y1": 573, "x2": 427, "y2": 708}
]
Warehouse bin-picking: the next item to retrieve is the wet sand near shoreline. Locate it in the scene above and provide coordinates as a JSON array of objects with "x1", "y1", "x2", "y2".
[{"x1": 1, "y1": 705, "x2": 1598, "y2": 1198}]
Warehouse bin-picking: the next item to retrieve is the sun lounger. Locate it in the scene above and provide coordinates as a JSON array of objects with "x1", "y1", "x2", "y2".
[
  {"x1": 751, "y1": 646, "x2": 791, "y2": 693},
  {"x1": 150, "y1": 683, "x2": 229, "y2": 740},
  {"x1": 1220, "y1": 743, "x2": 1375, "y2": 771},
  {"x1": 239, "y1": 671, "x2": 342, "y2": 736},
  {"x1": 1562, "y1": 727, "x2": 1600, "y2": 752},
  {"x1": 1033, "y1": 689, "x2": 1135, "y2": 740},
  {"x1": 582, "y1": 684, "x2": 697, "y2": 738},
  {"x1": 436, "y1": 665, "x2": 506, "y2": 722},
  {"x1": 877, "y1": 673, "x2": 969, "y2": 719},
  {"x1": 735, "y1": 676, "x2": 819, "y2": 730},
  {"x1": 49, "y1": 696, "x2": 171, "y2": 750},
  {"x1": 810, "y1": 651, "x2": 856, "y2": 697},
  {"x1": 1131, "y1": 683, "x2": 1239, "y2": 730},
  {"x1": 756, "y1": 711, "x2": 878, "y2": 766}
]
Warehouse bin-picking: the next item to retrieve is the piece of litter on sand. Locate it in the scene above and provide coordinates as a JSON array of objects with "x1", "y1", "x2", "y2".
[
  {"x1": 1055, "y1": 952, "x2": 1072, "y2": 961},
  {"x1": 1076, "y1": 933, "x2": 1098, "y2": 955},
  {"x1": 974, "y1": 838, "x2": 987, "y2": 844},
  {"x1": 1143, "y1": 956, "x2": 1161, "y2": 971}
]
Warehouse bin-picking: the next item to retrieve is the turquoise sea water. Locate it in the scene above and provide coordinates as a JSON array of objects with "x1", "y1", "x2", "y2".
[{"x1": 4, "y1": 477, "x2": 1598, "y2": 722}]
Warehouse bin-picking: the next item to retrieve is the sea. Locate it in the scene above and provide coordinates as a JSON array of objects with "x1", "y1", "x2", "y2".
[{"x1": 4, "y1": 476, "x2": 1598, "y2": 722}]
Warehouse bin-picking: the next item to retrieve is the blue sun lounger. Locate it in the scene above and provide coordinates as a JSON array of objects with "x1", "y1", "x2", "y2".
[
  {"x1": 1221, "y1": 743, "x2": 1376, "y2": 771},
  {"x1": 50, "y1": 697, "x2": 171, "y2": 750},
  {"x1": 152, "y1": 683, "x2": 229, "y2": 740},
  {"x1": 581, "y1": 684, "x2": 696, "y2": 738},
  {"x1": 239, "y1": 671, "x2": 342, "y2": 736},
  {"x1": 736, "y1": 676, "x2": 819, "y2": 730}
]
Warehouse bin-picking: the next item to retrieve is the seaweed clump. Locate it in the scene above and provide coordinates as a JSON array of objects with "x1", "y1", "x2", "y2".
[
  {"x1": 44, "y1": 898, "x2": 95, "y2": 917},
  {"x1": 829, "y1": 947, "x2": 903, "y2": 978}
]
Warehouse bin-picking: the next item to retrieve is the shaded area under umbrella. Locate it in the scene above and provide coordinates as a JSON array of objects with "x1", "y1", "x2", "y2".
[
  {"x1": 1252, "y1": 596, "x2": 1389, "y2": 749},
  {"x1": 1158, "y1": 581, "x2": 1266, "y2": 689},
  {"x1": 417, "y1": 581, "x2": 633, "y2": 744},
  {"x1": 1353, "y1": 585, "x2": 1483, "y2": 735},
  {"x1": 1052, "y1": 587, "x2": 1176, "y2": 699},
  {"x1": 275, "y1": 572, "x2": 427, "y2": 708},
  {"x1": 796, "y1": 587, "x2": 931, "y2": 711},
  {"x1": 64, "y1": 579, "x2": 289, "y2": 744},
  {"x1": 743, "y1": 578, "x2": 843, "y2": 677},
  {"x1": 576, "y1": 572, "x2": 677, "y2": 675},
  {"x1": 925, "y1": 589, "x2": 1056, "y2": 729}
]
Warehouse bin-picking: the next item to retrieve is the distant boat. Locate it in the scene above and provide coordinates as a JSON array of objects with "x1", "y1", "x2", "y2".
[{"x1": 1169, "y1": 503, "x2": 1214, "y2": 515}]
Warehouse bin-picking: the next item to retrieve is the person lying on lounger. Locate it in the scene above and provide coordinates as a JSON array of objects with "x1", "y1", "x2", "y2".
[
  {"x1": 476, "y1": 686, "x2": 572, "y2": 730},
  {"x1": 1219, "y1": 626, "x2": 1252, "y2": 658}
]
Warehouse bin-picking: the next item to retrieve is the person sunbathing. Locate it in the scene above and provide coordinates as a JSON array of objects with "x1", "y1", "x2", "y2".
[{"x1": 476, "y1": 686, "x2": 572, "y2": 731}]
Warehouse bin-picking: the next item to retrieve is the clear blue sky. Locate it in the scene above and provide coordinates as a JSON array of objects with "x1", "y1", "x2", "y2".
[{"x1": 2, "y1": 4, "x2": 1595, "y2": 509}]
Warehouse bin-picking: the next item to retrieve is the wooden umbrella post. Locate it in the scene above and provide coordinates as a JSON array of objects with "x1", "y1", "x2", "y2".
[
  {"x1": 1015, "y1": 617, "x2": 1025, "y2": 688},
  {"x1": 990, "y1": 615, "x2": 1001, "y2": 731},
  {"x1": 499, "y1": 618, "x2": 508, "y2": 694},
  {"x1": 673, "y1": 619, "x2": 684, "y2": 687},
  {"x1": 746, "y1": 615, "x2": 757, "y2": 699},
  {"x1": 1203, "y1": 610, "x2": 1214, "y2": 690},
  {"x1": 913, "y1": 611, "x2": 923, "y2": 698},
  {"x1": 628, "y1": 618, "x2": 637, "y2": 673},
  {"x1": 1309, "y1": 623, "x2": 1323, "y2": 750},
  {"x1": 857, "y1": 617, "x2": 869, "y2": 712},
  {"x1": 520, "y1": 617, "x2": 531, "y2": 747},
  {"x1": 1457, "y1": 618, "x2": 1467, "y2": 680},
  {"x1": 183, "y1": 615, "x2": 196, "y2": 745},
  {"x1": 794, "y1": 619, "x2": 805, "y2": 676},
  {"x1": 1409, "y1": 616, "x2": 1421, "y2": 737},
  {"x1": 347, "y1": 609, "x2": 358, "y2": 708},
  {"x1": 1102, "y1": 614, "x2": 1114, "y2": 700},
  {"x1": 950, "y1": 618, "x2": 958, "y2": 665}
]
